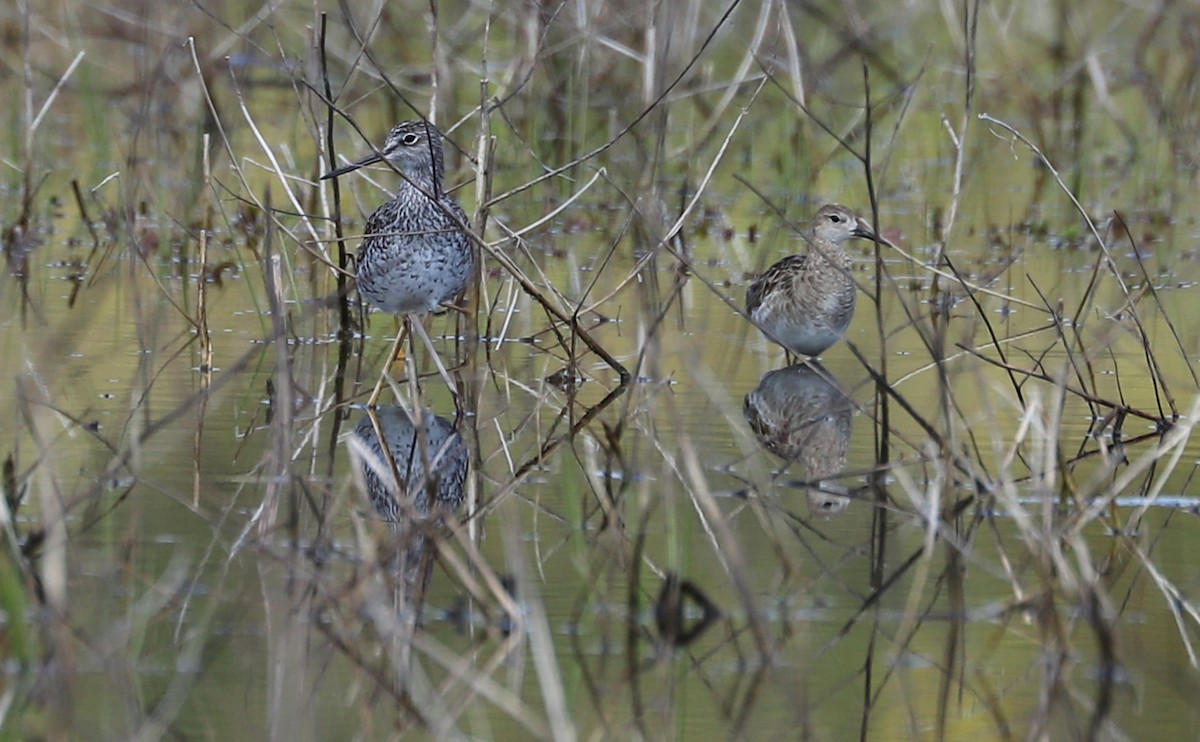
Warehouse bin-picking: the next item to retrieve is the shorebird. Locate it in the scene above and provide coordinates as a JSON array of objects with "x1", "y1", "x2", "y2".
[
  {"x1": 746, "y1": 203, "x2": 878, "y2": 357},
  {"x1": 323, "y1": 120, "x2": 475, "y2": 404},
  {"x1": 323, "y1": 119, "x2": 474, "y2": 317}
]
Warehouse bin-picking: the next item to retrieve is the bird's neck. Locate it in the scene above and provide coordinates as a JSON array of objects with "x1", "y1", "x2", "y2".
[
  {"x1": 398, "y1": 172, "x2": 442, "y2": 199},
  {"x1": 806, "y1": 240, "x2": 851, "y2": 270}
]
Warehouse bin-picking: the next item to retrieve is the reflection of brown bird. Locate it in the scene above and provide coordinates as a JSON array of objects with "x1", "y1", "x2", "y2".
[
  {"x1": 746, "y1": 204, "x2": 878, "y2": 357},
  {"x1": 744, "y1": 362, "x2": 852, "y2": 515}
]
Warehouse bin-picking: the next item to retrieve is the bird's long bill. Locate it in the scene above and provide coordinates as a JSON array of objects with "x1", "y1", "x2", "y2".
[
  {"x1": 851, "y1": 217, "x2": 878, "y2": 242},
  {"x1": 852, "y1": 217, "x2": 897, "y2": 248},
  {"x1": 321, "y1": 151, "x2": 385, "y2": 180}
]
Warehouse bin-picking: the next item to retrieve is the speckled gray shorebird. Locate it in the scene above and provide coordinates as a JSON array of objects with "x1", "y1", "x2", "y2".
[
  {"x1": 746, "y1": 204, "x2": 878, "y2": 357},
  {"x1": 322, "y1": 120, "x2": 474, "y2": 319}
]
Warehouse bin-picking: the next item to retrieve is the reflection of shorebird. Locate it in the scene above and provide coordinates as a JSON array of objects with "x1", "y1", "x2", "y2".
[
  {"x1": 352, "y1": 405, "x2": 468, "y2": 523},
  {"x1": 744, "y1": 362, "x2": 853, "y2": 514},
  {"x1": 323, "y1": 120, "x2": 474, "y2": 317},
  {"x1": 746, "y1": 204, "x2": 878, "y2": 357},
  {"x1": 351, "y1": 405, "x2": 468, "y2": 595},
  {"x1": 350, "y1": 405, "x2": 468, "y2": 671}
]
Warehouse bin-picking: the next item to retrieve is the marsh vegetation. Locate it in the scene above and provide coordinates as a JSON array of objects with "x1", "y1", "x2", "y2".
[{"x1": 3, "y1": 0, "x2": 1200, "y2": 738}]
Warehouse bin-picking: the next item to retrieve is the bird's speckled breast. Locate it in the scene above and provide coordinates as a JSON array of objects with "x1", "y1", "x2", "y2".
[{"x1": 355, "y1": 183, "x2": 474, "y2": 314}]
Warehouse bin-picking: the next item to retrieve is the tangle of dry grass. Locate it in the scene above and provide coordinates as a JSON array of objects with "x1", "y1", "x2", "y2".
[{"x1": 2, "y1": 0, "x2": 1200, "y2": 739}]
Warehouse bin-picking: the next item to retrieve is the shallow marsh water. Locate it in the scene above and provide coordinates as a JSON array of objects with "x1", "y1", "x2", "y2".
[{"x1": 3, "y1": 0, "x2": 1200, "y2": 739}]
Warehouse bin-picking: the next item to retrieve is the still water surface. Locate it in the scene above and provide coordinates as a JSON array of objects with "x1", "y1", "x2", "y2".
[{"x1": 5, "y1": 0, "x2": 1200, "y2": 738}]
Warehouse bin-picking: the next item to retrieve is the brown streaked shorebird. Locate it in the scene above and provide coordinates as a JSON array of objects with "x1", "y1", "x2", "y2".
[
  {"x1": 322, "y1": 120, "x2": 474, "y2": 319},
  {"x1": 746, "y1": 203, "x2": 878, "y2": 357}
]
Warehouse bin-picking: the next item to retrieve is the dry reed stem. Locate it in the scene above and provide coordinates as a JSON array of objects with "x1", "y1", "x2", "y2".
[
  {"x1": 409, "y1": 629, "x2": 548, "y2": 737},
  {"x1": 973, "y1": 114, "x2": 1188, "y2": 435},
  {"x1": 27, "y1": 51, "x2": 84, "y2": 137},
  {"x1": 607, "y1": 76, "x2": 767, "y2": 316},
  {"x1": 677, "y1": 432, "x2": 771, "y2": 660},
  {"x1": 932, "y1": 0, "x2": 978, "y2": 263},
  {"x1": 482, "y1": 0, "x2": 745, "y2": 208},
  {"x1": 507, "y1": 521, "x2": 577, "y2": 742},
  {"x1": 683, "y1": 0, "x2": 773, "y2": 150},
  {"x1": 187, "y1": 39, "x2": 330, "y2": 271},
  {"x1": 978, "y1": 115, "x2": 1136, "y2": 318}
]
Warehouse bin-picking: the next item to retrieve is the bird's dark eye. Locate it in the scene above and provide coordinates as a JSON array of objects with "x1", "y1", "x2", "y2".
[
  {"x1": 828, "y1": 214, "x2": 842, "y2": 223},
  {"x1": 401, "y1": 133, "x2": 420, "y2": 145}
]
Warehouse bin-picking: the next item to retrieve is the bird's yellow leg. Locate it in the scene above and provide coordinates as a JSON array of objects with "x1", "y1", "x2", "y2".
[
  {"x1": 367, "y1": 317, "x2": 410, "y2": 408},
  {"x1": 389, "y1": 315, "x2": 410, "y2": 377}
]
